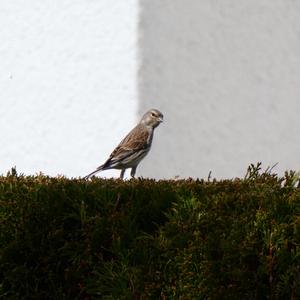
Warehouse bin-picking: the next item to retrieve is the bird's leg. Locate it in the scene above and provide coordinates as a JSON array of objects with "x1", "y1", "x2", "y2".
[
  {"x1": 130, "y1": 166, "x2": 137, "y2": 178},
  {"x1": 120, "y1": 169, "x2": 125, "y2": 179}
]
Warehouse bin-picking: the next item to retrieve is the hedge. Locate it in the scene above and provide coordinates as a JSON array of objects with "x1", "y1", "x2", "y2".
[{"x1": 0, "y1": 164, "x2": 300, "y2": 299}]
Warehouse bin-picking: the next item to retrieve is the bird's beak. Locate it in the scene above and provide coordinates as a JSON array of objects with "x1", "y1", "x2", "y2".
[{"x1": 158, "y1": 117, "x2": 163, "y2": 123}]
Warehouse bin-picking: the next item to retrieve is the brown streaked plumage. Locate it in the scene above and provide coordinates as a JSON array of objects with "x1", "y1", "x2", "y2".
[{"x1": 84, "y1": 109, "x2": 163, "y2": 179}]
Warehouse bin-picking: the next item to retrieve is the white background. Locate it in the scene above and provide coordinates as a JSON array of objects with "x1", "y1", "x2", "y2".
[
  {"x1": 1, "y1": 1, "x2": 300, "y2": 179},
  {"x1": 0, "y1": 0, "x2": 138, "y2": 178}
]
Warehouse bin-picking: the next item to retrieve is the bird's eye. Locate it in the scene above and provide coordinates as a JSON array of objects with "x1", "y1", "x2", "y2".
[{"x1": 151, "y1": 112, "x2": 155, "y2": 117}]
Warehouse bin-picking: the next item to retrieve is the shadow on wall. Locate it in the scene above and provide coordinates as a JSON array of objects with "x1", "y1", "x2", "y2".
[{"x1": 137, "y1": 0, "x2": 300, "y2": 179}]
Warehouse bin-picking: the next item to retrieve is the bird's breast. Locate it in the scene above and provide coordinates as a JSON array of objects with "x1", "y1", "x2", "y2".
[{"x1": 146, "y1": 128, "x2": 154, "y2": 145}]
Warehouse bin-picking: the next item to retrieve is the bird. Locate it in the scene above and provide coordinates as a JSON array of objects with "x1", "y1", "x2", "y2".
[{"x1": 84, "y1": 109, "x2": 163, "y2": 179}]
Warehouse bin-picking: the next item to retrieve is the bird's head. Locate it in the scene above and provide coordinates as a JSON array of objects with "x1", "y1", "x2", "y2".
[{"x1": 141, "y1": 109, "x2": 164, "y2": 128}]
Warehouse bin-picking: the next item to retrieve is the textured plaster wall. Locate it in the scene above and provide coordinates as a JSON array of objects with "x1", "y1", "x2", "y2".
[
  {"x1": 138, "y1": 0, "x2": 300, "y2": 179},
  {"x1": 0, "y1": 0, "x2": 138, "y2": 178},
  {"x1": 2, "y1": 1, "x2": 300, "y2": 180}
]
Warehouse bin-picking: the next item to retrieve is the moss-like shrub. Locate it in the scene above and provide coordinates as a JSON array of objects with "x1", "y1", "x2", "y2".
[{"x1": 0, "y1": 164, "x2": 299, "y2": 299}]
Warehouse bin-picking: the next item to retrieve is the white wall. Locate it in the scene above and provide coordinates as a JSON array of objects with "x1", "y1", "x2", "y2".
[
  {"x1": 0, "y1": 0, "x2": 138, "y2": 178},
  {"x1": 138, "y1": 0, "x2": 300, "y2": 179},
  {"x1": 2, "y1": 1, "x2": 300, "y2": 180}
]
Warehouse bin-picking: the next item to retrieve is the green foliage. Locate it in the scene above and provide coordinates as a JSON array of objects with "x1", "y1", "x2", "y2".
[{"x1": 0, "y1": 164, "x2": 300, "y2": 299}]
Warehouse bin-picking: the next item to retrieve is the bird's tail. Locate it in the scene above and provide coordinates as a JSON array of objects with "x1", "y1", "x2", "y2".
[{"x1": 83, "y1": 165, "x2": 104, "y2": 180}]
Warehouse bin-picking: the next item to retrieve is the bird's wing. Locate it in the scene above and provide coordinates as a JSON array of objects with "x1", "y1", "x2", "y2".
[{"x1": 102, "y1": 124, "x2": 151, "y2": 168}]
